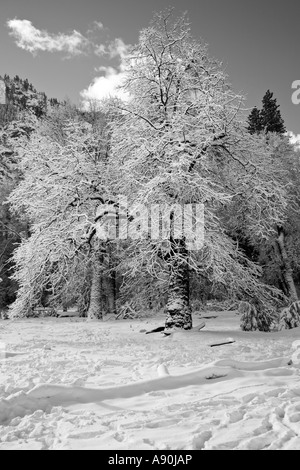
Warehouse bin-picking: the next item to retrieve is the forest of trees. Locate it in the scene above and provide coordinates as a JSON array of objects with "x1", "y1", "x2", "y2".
[{"x1": 1, "y1": 11, "x2": 300, "y2": 332}]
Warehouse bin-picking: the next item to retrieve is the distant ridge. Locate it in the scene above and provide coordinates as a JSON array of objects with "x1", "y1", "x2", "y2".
[{"x1": 0, "y1": 74, "x2": 60, "y2": 118}]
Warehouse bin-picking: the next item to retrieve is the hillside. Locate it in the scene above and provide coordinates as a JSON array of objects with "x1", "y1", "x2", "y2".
[{"x1": 0, "y1": 74, "x2": 59, "y2": 123}]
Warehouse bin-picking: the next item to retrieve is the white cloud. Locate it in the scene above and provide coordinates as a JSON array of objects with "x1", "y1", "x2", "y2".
[
  {"x1": 94, "y1": 38, "x2": 131, "y2": 65},
  {"x1": 81, "y1": 38, "x2": 132, "y2": 106},
  {"x1": 94, "y1": 43, "x2": 107, "y2": 56},
  {"x1": 7, "y1": 18, "x2": 133, "y2": 104},
  {"x1": 288, "y1": 131, "x2": 300, "y2": 150},
  {"x1": 80, "y1": 66, "x2": 129, "y2": 105},
  {"x1": 107, "y1": 38, "x2": 131, "y2": 61},
  {"x1": 7, "y1": 18, "x2": 89, "y2": 56}
]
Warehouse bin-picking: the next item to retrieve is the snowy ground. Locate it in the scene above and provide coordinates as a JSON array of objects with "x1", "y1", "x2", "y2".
[{"x1": 0, "y1": 310, "x2": 300, "y2": 450}]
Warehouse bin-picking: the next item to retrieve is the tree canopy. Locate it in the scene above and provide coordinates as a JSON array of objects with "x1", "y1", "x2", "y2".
[{"x1": 1, "y1": 11, "x2": 296, "y2": 331}]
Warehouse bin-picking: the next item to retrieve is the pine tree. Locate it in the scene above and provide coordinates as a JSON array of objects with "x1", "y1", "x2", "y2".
[
  {"x1": 247, "y1": 107, "x2": 263, "y2": 134},
  {"x1": 23, "y1": 78, "x2": 29, "y2": 92},
  {"x1": 260, "y1": 90, "x2": 286, "y2": 135}
]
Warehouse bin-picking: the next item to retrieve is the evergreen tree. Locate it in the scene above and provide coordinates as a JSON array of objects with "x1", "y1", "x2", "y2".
[
  {"x1": 23, "y1": 78, "x2": 29, "y2": 92},
  {"x1": 247, "y1": 107, "x2": 263, "y2": 134},
  {"x1": 260, "y1": 90, "x2": 286, "y2": 135}
]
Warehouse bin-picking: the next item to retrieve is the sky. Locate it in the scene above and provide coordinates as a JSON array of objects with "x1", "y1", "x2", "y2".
[{"x1": 0, "y1": 0, "x2": 299, "y2": 136}]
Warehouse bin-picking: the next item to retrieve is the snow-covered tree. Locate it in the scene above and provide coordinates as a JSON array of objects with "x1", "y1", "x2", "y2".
[
  {"x1": 0, "y1": 109, "x2": 37, "y2": 309},
  {"x1": 107, "y1": 10, "x2": 288, "y2": 331},
  {"x1": 257, "y1": 135, "x2": 300, "y2": 301},
  {"x1": 7, "y1": 116, "x2": 114, "y2": 318}
]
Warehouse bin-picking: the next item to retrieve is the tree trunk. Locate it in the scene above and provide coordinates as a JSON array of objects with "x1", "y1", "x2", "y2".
[
  {"x1": 87, "y1": 255, "x2": 103, "y2": 320},
  {"x1": 276, "y1": 226, "x2": 298, "y2": 302},
  {"x1": 77, "y1": 269, "x2": 92, "y2": 317},
  {"x1": 105, "y1": 271, "x2": 116, "y2": 315},
  {"x1": 165, "y1": 239, "x2": 192, "y2": 331},
  {"x1": 104, "y1": 244, "x2": 117, "y2": 315}
]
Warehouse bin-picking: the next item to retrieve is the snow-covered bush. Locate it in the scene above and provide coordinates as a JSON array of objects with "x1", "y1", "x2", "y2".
[
  {"x1": 239, "y1": 301, "x2": 277, "y2": 332},
  {"x1": 278, "y1": 301, "x2": 300, "y2": 330}
]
